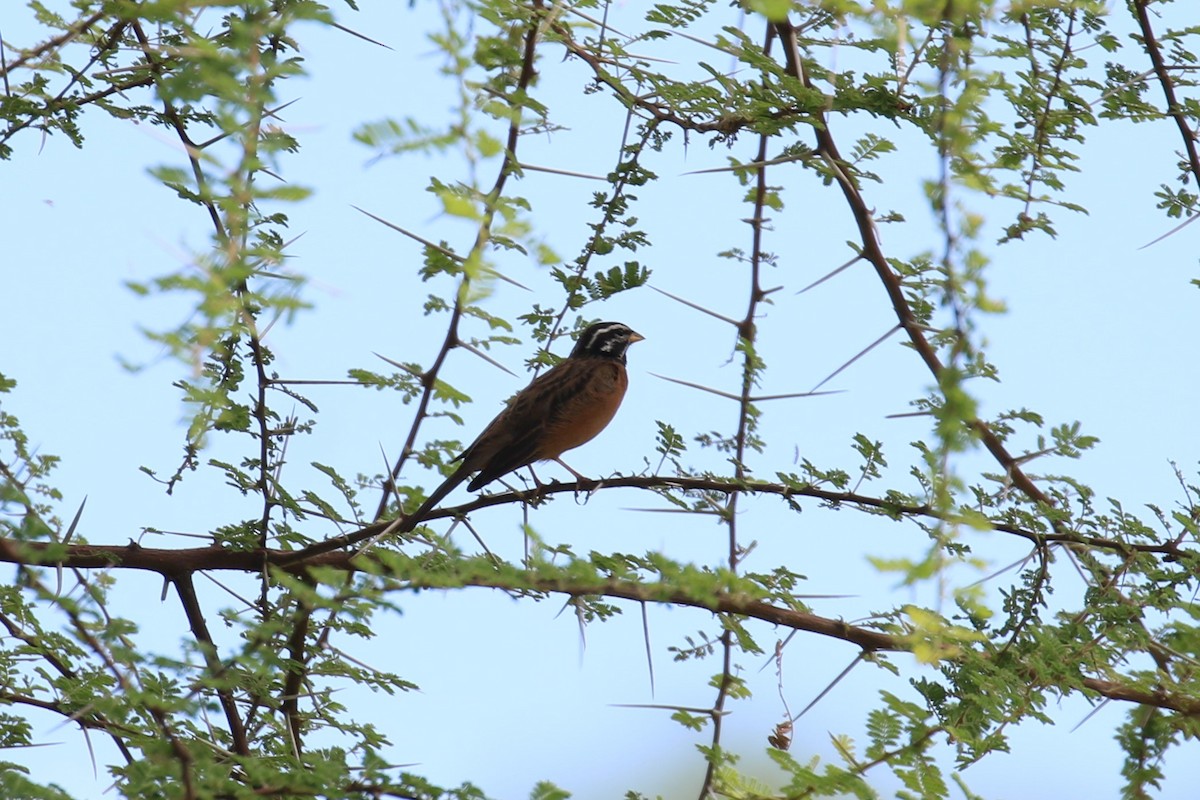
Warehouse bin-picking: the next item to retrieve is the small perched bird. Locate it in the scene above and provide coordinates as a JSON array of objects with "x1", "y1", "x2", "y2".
[{"x1": 400, "y1": 321, "x2": 644, "y2": 531}]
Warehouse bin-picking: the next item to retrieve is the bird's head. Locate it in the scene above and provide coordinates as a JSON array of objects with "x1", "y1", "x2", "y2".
[{"x1": 570, "y1": 321, "x2": 645, "y2": 363}]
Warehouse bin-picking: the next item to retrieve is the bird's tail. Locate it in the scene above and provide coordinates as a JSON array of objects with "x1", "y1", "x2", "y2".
[{"x1": 397, "y1": 466, "x2": 469, "y2": 533}]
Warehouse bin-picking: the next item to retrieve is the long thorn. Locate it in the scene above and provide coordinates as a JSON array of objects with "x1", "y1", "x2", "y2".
[
  {"x1": 649, "y1": 285, "x2": 740, "y2": 326},
  {"x1": 650, "y1": 372, "x2": 743, "y2": 401},
  {"x1": 641, "y1": 602, "x2": 655, "y2": 697},
  {"x1": 372, "y1": 352, "x2": 423, "y2": 376},
  {"x1": 352, "y1": 206, "x2": 463, "y2": 262},
  {"x1": 1139, "y1": 211, "x2": 1200, "y2": 249},
  {"x1": 798, "y1": 254, "x2": 863, "y2": 294},
  {"x1": 793, "y1": 654, "x2": 864, "y2": 721},
  {"x1": 458, "y1": 341, "x2": 518, "y2": 377},
  {"x1": 684, "y1": 152, "x2": 812, "y2": 176},
  {"x1": 518, "y1": 162, "x2": 609, "y2": 181},
  {"x1": 330, "y1": 21, "x2": 394, "y2": 50},
  {"x1": 810, "y1": 324, "x2": 901, "y2": 393}
]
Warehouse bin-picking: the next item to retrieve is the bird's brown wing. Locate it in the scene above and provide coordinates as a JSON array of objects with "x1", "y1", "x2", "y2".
[{"x1": 462, "y1": 358, "x2": 623, "y2": 491}]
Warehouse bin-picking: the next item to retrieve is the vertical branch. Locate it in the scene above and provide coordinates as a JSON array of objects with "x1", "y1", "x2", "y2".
[
  {"x1": 698, "y1": 21, "x2": 776, "y2": 799},
  {"x1": 1017, "y1": 8, "x2": 1080, "y2": 218},
  {"x1": 221, "y1": 8, "x2": 286, "y2": 614},
  {"x1": 770, "y1": 16, "x2": 1059, "y2": 516},
  {"x1": 374, "y1": 2, "x2": 548, "y2": 522},
  {"x1": 139, "y1": 7, "x2": 304, "y2": 730},
  {"x1": 129, "y1": 21, "x2": 227, "y2": 240},
  {"x1": 1132, "y1": 0, "x2": 1200, "y2": 187},
  {"x1": 933, "y1": 20, "x2": 966, "y2": 339},
  {"x1": 281, "y1": 582, "x2": 314, "y2": 756},
  {"x1": 925, "y1": 15, "x2": 972, "y2": 576},
  {"x1": 174, "y1": 573, "x2": 251, "y2": 756}
]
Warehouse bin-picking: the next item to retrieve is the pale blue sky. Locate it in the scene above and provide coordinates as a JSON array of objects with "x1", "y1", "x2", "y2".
[{"x1": 3, "y1": 2, "x2": 1199, "y2": 797}]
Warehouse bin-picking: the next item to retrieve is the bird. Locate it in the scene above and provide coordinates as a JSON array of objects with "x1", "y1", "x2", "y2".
[{"x1": 398, "y1": 321, "x2": 644, "y2": 532}]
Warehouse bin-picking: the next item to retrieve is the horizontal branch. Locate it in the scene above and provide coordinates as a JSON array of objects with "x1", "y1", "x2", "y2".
[
  {"x1": 438, "y1": 573, "x2": 900, "y2": 652},
  {"x1": 3, "y1": 532, "x2": 1195, "y2": 717},
  {"x1": 365, "y1": 475, "x2": 1187, "y2": 559},
  {"x1": 0, "y1": 474, "x2": 1187, "y2": 575},
  {"x1": 0, "y1": 689, "x2": 139, "y2": 743},
  {"x1": 1081, "y1": 677, "x2": 1200, "y2": 716},
  {"x1": 0, "y1": 530, "x2": 897, "y2": 651}
]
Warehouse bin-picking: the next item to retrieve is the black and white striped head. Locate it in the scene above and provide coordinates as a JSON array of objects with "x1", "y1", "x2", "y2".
[{"x1": 570, "y1": 321, "x2": 644, "y2": 363}]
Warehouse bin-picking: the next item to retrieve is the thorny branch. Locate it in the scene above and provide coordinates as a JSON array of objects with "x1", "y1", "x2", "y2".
[
  {"x1": 373, "y1": 1, "x2": 546, "y2": 523},
  {"x1": 557, "y1": 5, "x2": 1072, "y2": 525},
  {"x1": 1017, "y1": 8, "x2": 1080, "y2": 216},
  {"x1": 2, "y1": 531, "x2": 1198, "y2": 719},
  {"x1": 0, "y1": 19, "x2": 134, "y2": 149},
  {"x1": 1133, "y1": 0, "x2": 1200, "y2": 192},
  {"x1": 3, "y1": 473, "x2": 1190, "y2": 572},
  {"x1": 129, "y1": 21, "x2": 226, "y2": 240},
  {"x1": 699, "y1": 22, "x2": 778, "y2": 798},
  {"x1": 0, "y1": 10, "x2": 107, "y2": 77},
  {"x1": 174, "y1": 572, "x2": 251, "y2": 756},
  {"x1": 0, "y1": 608, "x2": 136, "y2": 763}
]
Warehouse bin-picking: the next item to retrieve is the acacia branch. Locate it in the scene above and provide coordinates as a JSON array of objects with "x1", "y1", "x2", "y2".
[
  {"x1": 0, "y1": 10, "x2": 108, "y2": 77},
  {"x1": 699, "y1": 23, "x2": 779, "y2": 795},
  {"x1": 1017, "y1": 9, "x2": 1080, "y2": 216},
  {"x1": 769, "y1": 18, "x2": 1068, "y2": 527},
  {"x1": 0, "y1": 611, "x2": 136, "y2": 763},
  {"x1": 373, "y1": 2, "x2": 546, "y2": 523},
  {"x1": 0, "y1": 19, "x2": 133, "y2": 148},
  {"x1": 559, "y1": 9, "x2": 1098, "y2": 534},
  {"x1": 4, "y1": 534, "x2": 1196, "y2": 717},
  {"x1": 1, "y1": 474, "x2": 1187, "y2": 574},
  {"x1": 281, "y1": 579, "x2": 314, "y2": 757},
  {"x1": 173, "y1": 573, "x2": 251, "y2": 756},
  {"x1": 1133, "y1": 0, "x2": 1200, "y2": 191},
  {"x1": 129, "y1": 21, "x2": 226, "y2": 240}
]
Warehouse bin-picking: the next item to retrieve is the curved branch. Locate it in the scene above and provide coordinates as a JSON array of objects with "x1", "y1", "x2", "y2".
[
  {"x1": 173, "y1": 573, "x2": 251, "y2": 756},
  {"x1": 1133, "y1": 1, "x2": 1200, "y2": 190},
  {"x1": 8, "y1": 535, "x2": 1195, "y2": 717},
  {"x1": 0, "y1": 10, "x2": 108, "y2": 77},
  {"x1": 0, "y1": 474, "x2": 1188, "y2": 575},
  {"x1": 769, "y1": 19, "x2": 1066, "y2": 522}
]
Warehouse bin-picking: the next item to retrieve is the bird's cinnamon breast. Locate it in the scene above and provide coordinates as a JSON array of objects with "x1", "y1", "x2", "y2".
[{"x1": 537, "y1": 360, "x2": 628, "y2": 458}]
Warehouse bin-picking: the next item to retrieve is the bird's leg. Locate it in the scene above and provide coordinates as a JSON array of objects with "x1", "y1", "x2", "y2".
[
  {"x1": 552, "y1": 457, "x2": 589, "y2": 484},
  {"x1": 553, "y1": 458, "x2": 602, "y2": 502}
]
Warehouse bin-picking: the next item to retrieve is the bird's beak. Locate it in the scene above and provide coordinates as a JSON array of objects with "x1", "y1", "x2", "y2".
[{"x1": 629, "y1": 331, "x2": 646, "y2": 343}]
